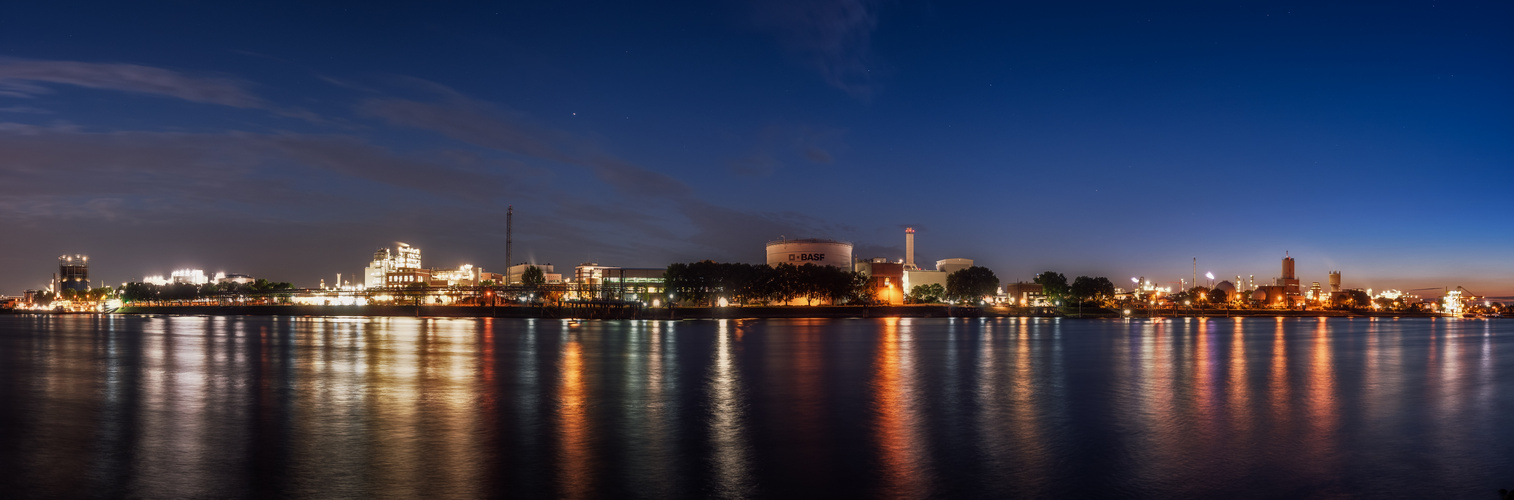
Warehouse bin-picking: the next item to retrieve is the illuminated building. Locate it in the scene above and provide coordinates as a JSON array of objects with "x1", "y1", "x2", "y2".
[
  {"x1": 1328, "y1": 271, "x2": 1341, "y2": 293},
  {"x1": 891, "y1": 229, "x2": 975, "y2": 296},
  {"x1": 935, "y1": 258, "x2": 973, "y2": 276},
  {"x1": 143, "y1": 269, "x2": 209, "y2": 286},
  {"x1": 384, "y1": 269, "x2": 429, "y2": 286},
  {"x1": 58, "y1": 254, "x2": 89, "y2": 292},
  {"x1": 1309, "y1": 282, "x2": 1323, "y2": 302},
  {"x1": 1442, "y1": 289, "x2": 1464, "y2": 315},
  {"x1": 507, "y1": 263, "x2": 562, "y2": 284},
  {"x1": 903, "y1": 268, "x2": 946, "y2": 296},
  {"x1": 1002, "y1": 282, "x2": 1045, "y2": 306},
  {"x1": 366, "y1": 243, "x2": 424, "y2": 288},
  {"x1": 1277, "y1": 252, "x2": 1301, "y2": 297},
  {"x1": 572, "y1": 263, "x2": 664, "y2": 301},
  {"x1": 430, "y1": 264, "x2": 485, "y2": 286},
  {"x1": 1442, "y1": 287, "x2": 1484, "y2": 316},
  {"x1": 364, "y1": 248, "x2": 394, "y2": 288},
  {"x1": 1130, "y1": 277, "x2": 1172, "y2": 298},
  {"x1": 856, "y1": 258, "x2": 905, "y2": 305},
  {"x1": 1251, "y1": 286, "x2": 1291, "y2": 307}
]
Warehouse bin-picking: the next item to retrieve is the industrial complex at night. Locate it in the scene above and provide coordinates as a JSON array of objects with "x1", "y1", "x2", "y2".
[{"x1": 2, "y1": 222, "x2": 1501, "y2": 318}]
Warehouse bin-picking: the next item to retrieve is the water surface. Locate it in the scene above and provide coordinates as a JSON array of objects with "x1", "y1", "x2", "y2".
[{"x1": 0, "y1": 315, "x2": 1509, "y2": 498}]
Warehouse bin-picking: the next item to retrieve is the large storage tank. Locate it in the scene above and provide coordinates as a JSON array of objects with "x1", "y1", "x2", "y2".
[{"x1": 766, "y1": 238, "x2": 854, "y2": 269}]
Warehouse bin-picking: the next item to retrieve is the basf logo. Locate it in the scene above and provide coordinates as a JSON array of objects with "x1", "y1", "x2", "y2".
[{"x1": 788, "y1": 253, "x2": 826, "y2": 262}]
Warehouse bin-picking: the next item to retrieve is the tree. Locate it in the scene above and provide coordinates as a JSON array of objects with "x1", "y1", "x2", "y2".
[
  {"x1": 1208, "y1": 288, "x2": 1228, "y2": 305},
  {"x1": 1070, "y1": 276, "x2": 1116, "y2": 305},
  {"x1": 848, "y1": 272, "x2": 875, "y2": 305},
  {"x1": 1034, "y1": 271, "x2": 1069, "y2": 304},
  {"x1": 1331, "y1": 289, "x2": 1370, "y2": 310},
  {"x1": 947, "y1": 266, "x2": 999, "y2": 303},
  {"x1": 772, "y1": 263, "x2": 802, "y2": 305},
  {"x1": 121, "y1": 282, "x2": 159, "y2": 304},
  {"x1": 908, "y1": 283, "x2": 945, "y2": 303},
  {"x1": 521, "y1": 265, "x2": 546, "y2": 288}
]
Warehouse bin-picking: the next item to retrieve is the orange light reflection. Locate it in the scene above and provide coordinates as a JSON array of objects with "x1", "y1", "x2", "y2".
[{"x1": 873, "y1": 317, "x2": 927, "y2": 498}]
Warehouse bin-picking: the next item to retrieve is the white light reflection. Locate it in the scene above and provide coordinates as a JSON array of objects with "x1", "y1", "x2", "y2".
[{"x1": 708, "y1": 319, "x2": 754, "y2": 497}]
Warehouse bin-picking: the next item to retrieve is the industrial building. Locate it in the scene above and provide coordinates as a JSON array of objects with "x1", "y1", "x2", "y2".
[
  {"x1": 572, "y1": 263, "x2": 665, "y2": 301},
  {"x1": 144, "y1": 269, "x2": 210, "y2": 286},
  {"x1": 363, "y1": 242, "x2": 501, "y2": 288},
  {"x1": 1250, "y1": 253, "x2": 1306, "y2": 307},
  {"x1": 855, "y1": 258, "x2": 905, "y2": 304},
  {"x1": 507, "y1": 263, "x2": 562, "y2": 284},
  {"x1": 365, "y1": 243, "x2": 423, "y2": 288},
  {"x1": 143, "y1": 270, "x2": 260, "y2": 286},
  {"x1": 1278, "y1": 252, "x2": 1301, "y2": 296},
  {"x1": 852, "y1": 228, "x2": 978, "y2": 303},
  {"x1": 1002, "y1": 282, "x2": 1046, "y2": 306},
  {"x1": 900, "y1": 231, "x2": 972, "y2": 296},
  {"x1": 58, "y1": 254, "x2": 89, "y2": 292}
]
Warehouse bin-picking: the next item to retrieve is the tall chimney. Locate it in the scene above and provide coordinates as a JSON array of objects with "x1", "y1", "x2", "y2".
[
  {"x1": 505, "y1": 205, "x2": 513, "y2": 285},
  {"x1": 905, "y1": 227, "x2": 915, "y2": 269}
]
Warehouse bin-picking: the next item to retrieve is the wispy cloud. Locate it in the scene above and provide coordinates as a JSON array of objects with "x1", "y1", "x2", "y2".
[
  {"x1": 0, "y1": 105, "x2": 50, "y2": 114},
  {"x1": 0, "y1": 58, "x2": 340, "y2": 126},
  {"x1": 0, "y1": 58, "x2": 265, "y2": 108},
  {"x1": 356, "y1": 80, "x2": 692, "y2": 199},
  {"x1": 0, "y1": 125, "x2": 523, "y2": 219},
  {"x1": 353, "y1": 80, "x2": 850, "y2": 260},
  {"x1": 727, "y1": 124, "x2": 846, "y2": 177},
  {"x1": 750, "y1": 0, "x2": 886, "y2": 99}
]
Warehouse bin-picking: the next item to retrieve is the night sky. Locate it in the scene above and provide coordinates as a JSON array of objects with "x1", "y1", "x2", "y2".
[{"x1": 1, "y1": 1, "x2": 1510, "y2": 296}]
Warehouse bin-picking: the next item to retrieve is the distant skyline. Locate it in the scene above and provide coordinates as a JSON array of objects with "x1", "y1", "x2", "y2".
[{"x1": 1, "y1": 1, "x2": 1511, "y2": 296}]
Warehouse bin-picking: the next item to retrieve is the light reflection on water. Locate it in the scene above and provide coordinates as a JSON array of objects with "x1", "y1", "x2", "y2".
[{"x1": 1, "y1": 315, "x2": 1512, "y2": 498}]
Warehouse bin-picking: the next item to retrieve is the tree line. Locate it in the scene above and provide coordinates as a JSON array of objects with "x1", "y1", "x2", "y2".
[
  {"x1": 663, "y1": 261, "x2": 868, "y2": 306},
  {"x1": 119, "y1": 279, "x2": 296, "y2": 305},
  {"x1": 28, "y1": 287, "x2": 116, "y2": 308},
  {"x1": 1032, "y1": 271, "x2": 1117, "y2": 306}
]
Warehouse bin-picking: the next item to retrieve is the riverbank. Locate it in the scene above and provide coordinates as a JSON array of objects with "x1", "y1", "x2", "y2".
[
  {"x1": 110, "y1": 304, "x2": 994, "y2": 319},
  {"x1": 1062, "y1": 308, "x2": 1448, "y2": 319},
  {"x1": 51, "y1": 304, "x2": 1468, "y2": 320}
]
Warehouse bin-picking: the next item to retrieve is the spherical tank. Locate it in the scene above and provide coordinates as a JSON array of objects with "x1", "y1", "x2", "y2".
[
  {"x1": 1214, "y1": 281, "x2": 1237, "y2": 295},
  {"x1": 766, "y1": 239, "x2": 853, "y2": 269}
]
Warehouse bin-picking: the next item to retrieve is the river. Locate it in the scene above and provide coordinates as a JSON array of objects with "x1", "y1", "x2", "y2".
[{"x1": 0, "y1": 315, "x2": 1509, "y2": 498}]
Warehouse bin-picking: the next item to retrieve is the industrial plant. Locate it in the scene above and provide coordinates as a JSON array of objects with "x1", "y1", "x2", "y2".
[{"x1": 1, "y1": 210, "x2": 1504, "y2": 317}]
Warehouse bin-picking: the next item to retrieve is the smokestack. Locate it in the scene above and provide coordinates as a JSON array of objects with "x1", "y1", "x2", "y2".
[
  {"x1": 505, "y1": 205, "x2": 513, "y2": 285},
  {"x1": 905, "y1": 227, "x2": 915, "y2": 269}
]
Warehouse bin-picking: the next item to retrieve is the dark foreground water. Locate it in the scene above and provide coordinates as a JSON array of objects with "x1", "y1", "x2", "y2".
[{"x1": 0, "y1": 315, "x2": 1510, "y2": 498}]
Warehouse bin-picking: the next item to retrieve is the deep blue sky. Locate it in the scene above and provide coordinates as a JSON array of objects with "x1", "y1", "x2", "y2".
[{"x1": 1, "y1": 1, "x2": 1510, "y2": 297}]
